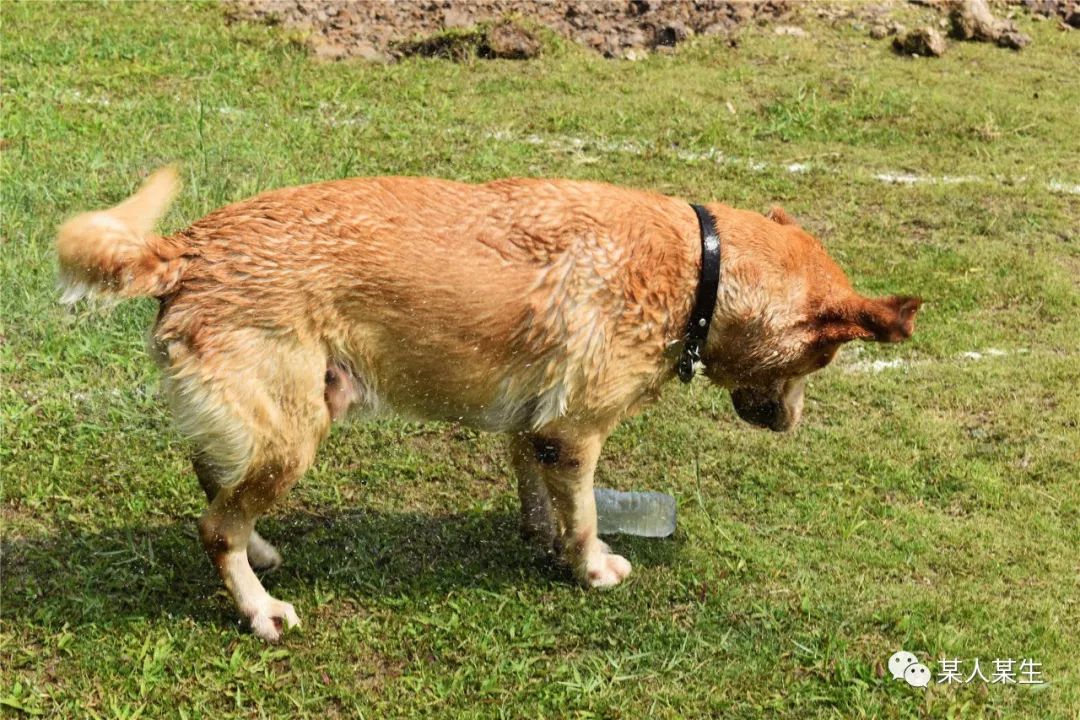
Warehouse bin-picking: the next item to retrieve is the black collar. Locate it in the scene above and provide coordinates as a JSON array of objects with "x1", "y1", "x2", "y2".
[{"x1": 677, "y1": 204, "x2": 722, "y2": 383}]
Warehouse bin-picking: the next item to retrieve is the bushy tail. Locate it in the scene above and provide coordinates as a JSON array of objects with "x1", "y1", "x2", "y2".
[{"x1": 56, "y1": 166, "x2": 187, "y2": 303}]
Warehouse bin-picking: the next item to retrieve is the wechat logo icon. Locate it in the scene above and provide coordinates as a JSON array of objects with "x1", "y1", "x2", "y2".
[{"x1": 889, "y1": 650, "x2": 931, "y2": 688}]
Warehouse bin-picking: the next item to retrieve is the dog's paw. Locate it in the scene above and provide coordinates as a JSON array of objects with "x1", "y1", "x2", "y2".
[
  {"x1": 248, "y1": 598, "x2": 300, "y2": 642},
  {"x1": 247, "y1": 531, "x2": 283, "y2": 572},
  {"x1": 581, "y1": 549, "x2": 632, "y2": 589}
]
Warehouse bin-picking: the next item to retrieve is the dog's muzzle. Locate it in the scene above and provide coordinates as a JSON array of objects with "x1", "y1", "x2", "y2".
[{"x1": 731, "y1": 388, "x2": 789, "y2": 432}]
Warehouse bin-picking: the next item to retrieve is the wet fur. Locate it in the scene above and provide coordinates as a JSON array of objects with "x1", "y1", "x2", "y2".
[{"x1": 57, "y1": 170, "x2": 920, "y2": 640}]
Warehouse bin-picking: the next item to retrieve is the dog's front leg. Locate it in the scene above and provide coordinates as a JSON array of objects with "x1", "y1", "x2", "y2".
[
  {"x1": 531, "y1": 432, "x2": 632, "y2": 588},
  {"x1": 508, "y1": 434, "x2": 559, "y2": 550}
]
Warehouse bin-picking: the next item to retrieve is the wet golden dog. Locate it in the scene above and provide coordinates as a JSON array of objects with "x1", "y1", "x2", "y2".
[{"x1": 57, "y1": 168, "x2": 920, "y2": 641}]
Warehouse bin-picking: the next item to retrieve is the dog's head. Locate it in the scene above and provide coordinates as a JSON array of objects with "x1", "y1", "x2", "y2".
[{"x1": 700, "y1": 205, "x2": 921, "y2": 432}]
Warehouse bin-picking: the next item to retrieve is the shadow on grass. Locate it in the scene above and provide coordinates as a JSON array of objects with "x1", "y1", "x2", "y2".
[{"x1": 2, "y1": 507, "x2": 680, "y2": 632}]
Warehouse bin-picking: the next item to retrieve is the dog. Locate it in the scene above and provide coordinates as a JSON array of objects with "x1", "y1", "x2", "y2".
[{"x1": 57, "y1": 168, "x2": 921, "y2": 641}]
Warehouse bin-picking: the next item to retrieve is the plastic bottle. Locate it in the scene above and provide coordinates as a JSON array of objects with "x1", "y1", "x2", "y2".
[{"x1": 594, "y1": 487, "x2": 677, "y2": 538}]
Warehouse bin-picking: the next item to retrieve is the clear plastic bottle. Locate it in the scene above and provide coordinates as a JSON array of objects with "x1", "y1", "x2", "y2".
[{"x1": 594, "y1": 488, "x2": 677, "y2": 538}]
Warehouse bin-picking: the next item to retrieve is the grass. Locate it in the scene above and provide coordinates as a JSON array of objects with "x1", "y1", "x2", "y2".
[{"x1": 2, "y1": 1, "x2": 1079, "y2": 717}]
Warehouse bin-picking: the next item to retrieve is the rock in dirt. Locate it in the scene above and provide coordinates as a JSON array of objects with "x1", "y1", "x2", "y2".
[
  {"x1": 893, "y1": 26, "x2": 948, "y2": 56},
  {"x1": 949, "y1": 0, "x2": 1033, "y2": 49},
  {"x1": 995, "y1": 29, "x2": 1033, "y2": 48},
  {"x1": 870, "y1": 21, "x2": 906, "y2": 39},
  {"x1": 442, "y1": 8, "x2": 471, "y2": 29},
  {"x1": 485, "y1": 21, "x2": 542, "y2": 59}
]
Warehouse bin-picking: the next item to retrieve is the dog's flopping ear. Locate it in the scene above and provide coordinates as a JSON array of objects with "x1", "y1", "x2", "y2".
[
  {"x1": 813, "y1": 295, "x2": 923, "y2": 344},
  {"x1": 767, "y1": 206, "x2": 797, "y2": 226}
]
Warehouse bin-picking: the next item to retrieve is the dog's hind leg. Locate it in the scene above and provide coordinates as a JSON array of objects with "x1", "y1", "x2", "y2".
[
  {"x1": 199, "y1": 456, "x2": 313, "y2": 642},
  {"x1": 193, "y1": 453, "x2": 282, "y2": 571},
  {"x1": 171, "y1": 337, "x2": 331, "y2": 641}
]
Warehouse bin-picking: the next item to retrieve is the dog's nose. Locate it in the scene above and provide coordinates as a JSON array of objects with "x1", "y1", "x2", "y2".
[{"x1": 731, "y1": 389, "x2": 786, "y2": 432}]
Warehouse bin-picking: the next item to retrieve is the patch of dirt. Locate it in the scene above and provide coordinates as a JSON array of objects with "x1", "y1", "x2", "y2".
[
  {"x1": 880, "y1": 0, "x2": 1072, "y2": 55},
  {"x1": 224, "y1": 0, "x2": 792, "y2": 61},
  {"x1": 391, "y1": 19, "x2": 543, "y2": 61},
  {"x1": 1018, "y1": 0, "x2": 1080, "y2": 26}
]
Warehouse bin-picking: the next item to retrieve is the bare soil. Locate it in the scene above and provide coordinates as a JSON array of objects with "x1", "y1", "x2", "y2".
[
  {"x1": 224, "y1": 0, "x2": 792, "y2": 61},
  {"x1": 223, "y1": 0, "x2": 1076, "y2": 62}
]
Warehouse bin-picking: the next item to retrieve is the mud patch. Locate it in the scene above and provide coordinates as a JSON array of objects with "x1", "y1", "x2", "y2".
[{"x1": 224, "y1": 0, "x2": 791, "y2": 61}]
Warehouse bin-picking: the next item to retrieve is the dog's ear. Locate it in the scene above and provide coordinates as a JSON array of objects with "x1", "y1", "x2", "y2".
[
  {"x1": 767, "y1": 206, "x2": 797, "y2": 226},
  {"x1": 813, "y1": 295, "x2": 922, "y2": 344}
]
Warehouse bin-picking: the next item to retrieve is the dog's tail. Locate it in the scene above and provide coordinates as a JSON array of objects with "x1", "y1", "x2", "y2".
[{"x1": 56, "y1": 166, "x2": 188, "y2": 303}]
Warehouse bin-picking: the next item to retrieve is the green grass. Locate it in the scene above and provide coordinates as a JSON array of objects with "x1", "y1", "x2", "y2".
[{"x1": 2, "y1": 2, "x2": 1079, "y2": 717}]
